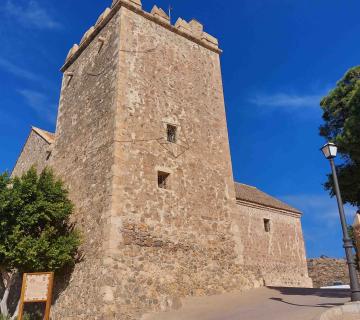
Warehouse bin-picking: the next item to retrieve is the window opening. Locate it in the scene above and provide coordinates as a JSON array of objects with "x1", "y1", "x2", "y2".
[
  {"x1": 98, "y1": 37, "x2": 105, "y2": 53},
  {"x1": 264, "y1": 219, "x2": 271, "y2": 233},
  {"x1": 158, "y1": 171, "x2": 170, "y2": 189},
  {"x1": 66, "y1": 72, "x2": 74, "y2": 87},
  {"x1": 167, "y1": 124, "x2": 177, "y2": 143}
]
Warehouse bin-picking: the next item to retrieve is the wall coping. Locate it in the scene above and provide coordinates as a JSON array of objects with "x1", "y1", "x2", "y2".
[{"x1": 236, "y1": 199, "x2": 302, "y2": 218}]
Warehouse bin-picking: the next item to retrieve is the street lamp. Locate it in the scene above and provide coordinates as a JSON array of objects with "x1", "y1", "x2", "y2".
[{"x1": 321, "y1": 142, "x2": 360, "y2": 301}]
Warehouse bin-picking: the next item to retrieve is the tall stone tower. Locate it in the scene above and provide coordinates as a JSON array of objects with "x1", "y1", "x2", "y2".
[
  {"x1": 50, "y1": 0, "x2": 252, "y2": 318},
  {"x1": 11, "y1": 0, "x2": 312, "y2": 319}
]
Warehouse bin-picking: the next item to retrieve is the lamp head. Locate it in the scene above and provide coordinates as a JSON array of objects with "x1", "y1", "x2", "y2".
[{"x1": 321, "y1": 142, "x2": 338, "y2": 160}]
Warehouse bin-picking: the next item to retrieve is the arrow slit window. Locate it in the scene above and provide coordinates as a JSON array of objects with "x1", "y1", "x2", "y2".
[
  {"x1": 264, "y1": 219, "x2": 271, "y2": 233},
  {"x1": 167, "y1": 125, "x2": 177, "y2": 143}
]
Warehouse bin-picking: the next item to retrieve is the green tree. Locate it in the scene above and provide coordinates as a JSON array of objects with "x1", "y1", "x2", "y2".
[
  {"x1": 320, "y1": 66, "x2": 360, "y2": 209},
  {"x1": 0, "y1": 168, "x2": 81, "y2": 319}
]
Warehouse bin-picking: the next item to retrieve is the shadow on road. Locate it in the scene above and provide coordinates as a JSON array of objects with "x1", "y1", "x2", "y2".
[
  {"x1": 270, "y1": 297, "x2": 344, "y2": 308},
  {"x1": 269, "y1": 287, "x2": 351, "y2": 299},
  {"x1": 143, "y1": 287, "x2": 352, "y2": 320}
]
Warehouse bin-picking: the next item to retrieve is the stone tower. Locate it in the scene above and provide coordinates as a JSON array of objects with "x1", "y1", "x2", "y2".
[
  {"x1": 11, "y1": 0, "x2": 312, "y2": 319},
  {"x1": 50, "y1": 0, "x2": 251, "y2": 318}
]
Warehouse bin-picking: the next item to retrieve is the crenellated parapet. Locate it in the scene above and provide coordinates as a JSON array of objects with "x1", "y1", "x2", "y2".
[
  {"x1": 151, "y1": 5, "x2": 170, "y2": 24},
  {"x1": 112, "y1": 0, "x2": 142, "y2": 8},
  {"x1": 62, "y1": 0, "x2": 220, "y2": 71}
]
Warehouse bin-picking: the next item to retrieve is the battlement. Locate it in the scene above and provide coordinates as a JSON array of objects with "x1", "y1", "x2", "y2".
[{"x1": 62, "y1": 0, "x2": 220, "y2": 71}]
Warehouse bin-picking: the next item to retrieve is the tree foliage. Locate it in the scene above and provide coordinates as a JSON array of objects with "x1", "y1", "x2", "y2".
[
  {"x1": 0, "y1": 167, "x2": 81, "y2": 318},
  {"x1": 320, "y1": 66, "x2": 360, "y2": 208}
]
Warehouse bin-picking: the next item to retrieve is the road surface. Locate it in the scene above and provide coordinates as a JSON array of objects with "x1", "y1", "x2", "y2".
[{"x1": 142, "y1": 287, "x2": 352, "y2": 320}]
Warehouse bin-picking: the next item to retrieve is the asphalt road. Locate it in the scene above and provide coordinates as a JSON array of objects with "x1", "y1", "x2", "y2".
[{"x1": 142, "y1": 287, "x2": 352, "y2": 320}]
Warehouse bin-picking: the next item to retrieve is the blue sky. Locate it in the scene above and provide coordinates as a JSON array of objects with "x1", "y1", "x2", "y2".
[{"x1": 0, "y1": 0, "x2": 359, "y2": 258}]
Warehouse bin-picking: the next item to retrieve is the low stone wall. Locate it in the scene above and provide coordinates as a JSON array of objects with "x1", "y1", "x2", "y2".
[
  {"x1": 308, "y1": 257, "x2": 360, "y2": 288},
  {"x1": 307, "y1": 258, "x2": 350, "y2": 288},
  {"x1": 316, "y1": 302, "x2": 360, "y2": 320}
]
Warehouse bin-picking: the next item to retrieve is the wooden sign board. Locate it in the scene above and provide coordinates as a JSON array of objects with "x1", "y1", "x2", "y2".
[{"x1": 18, "y1": 272, "x2": 54, "y2": 320}]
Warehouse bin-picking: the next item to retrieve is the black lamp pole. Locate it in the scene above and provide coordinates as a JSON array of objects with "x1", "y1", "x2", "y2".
[{"x1": 328, "y1": 156, "x2": 360, "y2": 301}]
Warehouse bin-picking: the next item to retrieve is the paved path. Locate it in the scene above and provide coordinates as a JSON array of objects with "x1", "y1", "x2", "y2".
[{"x1": 142, "y1": 287, "x2": 352, "y2": 320}]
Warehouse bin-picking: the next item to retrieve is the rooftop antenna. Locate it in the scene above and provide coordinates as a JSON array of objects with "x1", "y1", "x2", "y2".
[{"x1": 168, "y1": 4, "x2": 173, "y2": 23}]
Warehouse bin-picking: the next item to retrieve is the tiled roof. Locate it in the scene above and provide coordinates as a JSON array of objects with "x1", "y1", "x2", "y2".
[
  {"x1": 32, "y1": 127, "x2": 55, "y2": 144},
  {"x1": 234, "y1": 182, "x2": 301, "y2": 214}
]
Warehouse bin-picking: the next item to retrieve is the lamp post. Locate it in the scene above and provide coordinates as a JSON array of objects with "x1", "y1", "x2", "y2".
[{"x1": 321, "y1": 142, "x2": 360, "y2": 301}]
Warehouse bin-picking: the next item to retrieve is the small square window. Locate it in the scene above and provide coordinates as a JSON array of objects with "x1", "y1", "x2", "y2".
[
  {"x1": 158, "y1": 171, "x2": 170, "y2": 189},
  {"x1": 167, "y1": 124, "x2": 177, "y2": 143},
  {"x1": 264, "y1": 219, "x2": 271, "y2": 233}
]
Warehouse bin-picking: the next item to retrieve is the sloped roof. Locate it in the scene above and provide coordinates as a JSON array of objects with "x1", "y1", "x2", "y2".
[
  {"x1": 234, "y1": 182, "x2": 301, "y2": 214},
  {"x1": 32, "y1": 127, "x2": 55, "y2": 144}
]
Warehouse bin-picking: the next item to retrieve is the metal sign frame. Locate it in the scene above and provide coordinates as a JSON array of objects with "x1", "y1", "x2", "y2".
[{"x1": 18, "y1": 272, "x2": 54, "y2": 320}]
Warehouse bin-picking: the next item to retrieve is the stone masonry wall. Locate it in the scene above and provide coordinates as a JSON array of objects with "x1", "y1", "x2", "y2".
[
  {"x1": 102, "y1": 6, "x2": 260, "y2": 319},
  {"x1": 11, "y1": 130, "x2": 51, "y2": 177},
  {"x1": 49, "y1": 11, "x2": 121, "y2": 320},
  {"x1": 232, "y1": 202, "x2": 312, "y2": 287},
  {"x1": 10, "y1": 2, "x2": 312, "y2": 319},
  {"x1": 307, "y1": 258, "x2": 354, "y2": 288}
]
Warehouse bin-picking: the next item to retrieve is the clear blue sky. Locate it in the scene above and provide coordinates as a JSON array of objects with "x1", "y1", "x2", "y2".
[{"x1": 0, "y1": 0, "x2": 359, "y2": 258}]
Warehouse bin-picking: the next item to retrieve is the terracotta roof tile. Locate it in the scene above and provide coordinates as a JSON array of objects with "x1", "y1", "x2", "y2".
[{"x1": 234, "y1": 182, "x2": 301, "y2": 214}]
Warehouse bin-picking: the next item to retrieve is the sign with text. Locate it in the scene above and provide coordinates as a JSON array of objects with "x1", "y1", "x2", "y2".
[
  {"x1": 19, "y1": 272, "x2": 54, "y2": 320},
  {"x1": 24, "y1": 273, "x2": 52, "y2": 302}
]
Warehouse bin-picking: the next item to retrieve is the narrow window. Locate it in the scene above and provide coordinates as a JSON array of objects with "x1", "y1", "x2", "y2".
[
  {"x1": 264, "y1": 219, "x2": 271, "y2": 233},
  {"x1": 66, "y1": 72, "x2": 74, "y2": 87},
  {"x1": 167, "y1": 124, "x2": 177, "y2": 143},
  {"x1": 158, "y1": 171, "x2": 170, "y2": 189},
  {"x1": 98, "y1": 37, "x2": 105, "y2": 53}
]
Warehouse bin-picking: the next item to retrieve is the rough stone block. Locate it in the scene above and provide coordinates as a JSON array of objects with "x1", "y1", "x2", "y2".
[
  {"x1": 66, "y1": 44, "x2": 79, "y2": 60},
  {"x1": 151, "y1": 5, "x2": 170, "y2": 24},
  {"x1": 96, "y1": 8, "x2": 111, "y2": 26},
  {"x1": 174, "y1": 18, "x2": 191, "y2": 35},
  {"x1": 189, "y1": 19, "x2": 203, "y2": 38},
  {"x1": 112, "y1": 0, "x2": 142, "y2": 9},
  {"x1": 80, "y1": 26, "x2": 95, "y2": 44},
  {"x1": 202, "y1": 32, "x2": 219, "y2": 48}
]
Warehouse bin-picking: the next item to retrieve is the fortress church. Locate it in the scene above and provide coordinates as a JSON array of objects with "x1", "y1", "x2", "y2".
[{"x1": 12, "y1": 0, "x2": 312, "y2": 319}]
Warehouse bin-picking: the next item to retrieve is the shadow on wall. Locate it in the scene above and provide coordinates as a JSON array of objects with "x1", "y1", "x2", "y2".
[{"x1": 52, "y1": 264, "x2": 76, "y2": 304}]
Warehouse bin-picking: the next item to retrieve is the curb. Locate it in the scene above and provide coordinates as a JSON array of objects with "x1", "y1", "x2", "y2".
[{"x1": 316, "y1": 302, "x2": 360, "y2": 320}]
